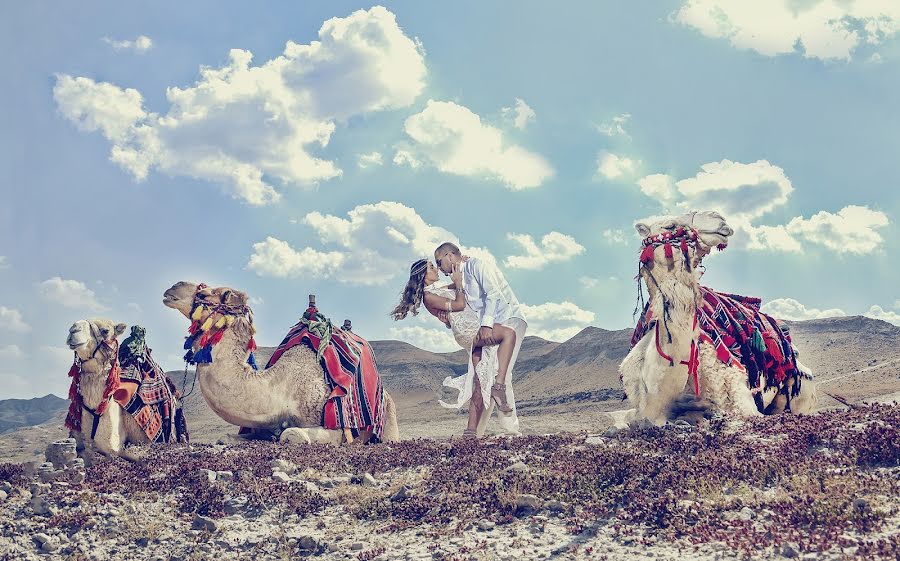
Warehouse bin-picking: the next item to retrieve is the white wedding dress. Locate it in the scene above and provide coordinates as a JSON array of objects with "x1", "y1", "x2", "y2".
[{"x1": 425, "y1": 283, "x2": 519, "y2": 435}]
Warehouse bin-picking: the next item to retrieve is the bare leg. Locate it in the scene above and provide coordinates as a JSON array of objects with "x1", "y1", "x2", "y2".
[
  {"x1": 491, "y1": 324, "x2": 516, "y2": 385},
  {"x1": 466, "y1": 348, "x2": 485, "y2": 432}
]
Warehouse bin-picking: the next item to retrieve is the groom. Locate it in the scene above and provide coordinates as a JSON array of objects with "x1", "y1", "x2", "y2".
[{"x1": 434, "y1": 242, "x2": 528, "y2": 434}]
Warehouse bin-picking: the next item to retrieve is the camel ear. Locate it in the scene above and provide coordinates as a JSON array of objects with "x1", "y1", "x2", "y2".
[
  {"x1": 635, "y1": 223, "x2": 651, "y2": 237},
  {"x1": 114, "y1": 323, "x2": 127, "y2": 336},
  {"x1": 223, "y1": 289, "x2": 248, "y2": 307}
]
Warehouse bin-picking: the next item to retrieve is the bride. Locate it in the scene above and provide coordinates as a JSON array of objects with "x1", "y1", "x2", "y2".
[{"x1": 391, "y1": 258, "x2": 519, "y2": 437}]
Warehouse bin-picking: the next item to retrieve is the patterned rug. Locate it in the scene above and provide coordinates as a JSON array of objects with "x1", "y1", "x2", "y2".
[
  {"x1": 267, "y1": 306, "x2": 386, "y2": 442},
  {"x1": 631, "y1": 287, "x2": 802, "y2": 410}
]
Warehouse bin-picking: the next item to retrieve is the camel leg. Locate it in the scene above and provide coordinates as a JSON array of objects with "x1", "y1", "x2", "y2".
[
  {"x1": 698, "y1": 345, "x2": 759, "y2": 417},
  {"x1": 381, "y1": 391, "x2": 401, "y2": 442}
]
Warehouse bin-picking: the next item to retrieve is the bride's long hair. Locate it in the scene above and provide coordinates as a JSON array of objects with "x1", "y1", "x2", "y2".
[{"x1": 391, "y1": 259, "x2": 428, "y2": 320}]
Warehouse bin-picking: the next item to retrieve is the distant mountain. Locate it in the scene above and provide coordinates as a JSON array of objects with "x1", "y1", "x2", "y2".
[
  {"x1": 1, "y1": 316, "x2": 896, "y2": 461},
  {"x1": 0, "y1": 394, "x2": 68, "y2": 434}
]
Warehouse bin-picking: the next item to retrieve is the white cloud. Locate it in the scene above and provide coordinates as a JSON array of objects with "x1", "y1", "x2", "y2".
[
  {"x1": 596, "y1": 113, "x2": 631, "y2": 138},
  {"x1": 675, "y1": 0, "x2": 900, "y2": 61},
  {"x1": 38, "y1": 277, "x2": 106, "y2": 311},
  {"x1": 760, "y1": 298, "x2": 846, "y2": 320},
  {"x1": 395, "y1": 100, "x2": 554, "y2": 190},
  {"x1": 501, "y1": 98, "x2": 536, "y2": 130},
  {"x1": 895, "y1": 300, "x2": 900, "y2": 310},
  {"x1": 0, "y1": 306, "x2": 31, "y2": 333},
  {"x1": 504, "y1": 232, "x2": 585, "y2": 270},
  {"x1": 672, "y1": 159, "x2": 794, "y2": 225},
  {"x1": 579, "y1": 276, "x2": 617, "y2": 288},
  {"x1": 596, "y1": 151, "x2": 639, "y2": 181},
  {"x1": 865, "y1": 305, "x2": 900, "y2": 326},
  {"x1": 602, "y1": 229, "x2": 630, "y2": 245},
  {"x1": 520, "y1": 301, "x2": 596, "y2": 341},
  {"x1": 248, "y1": 202, "x2": 494, "y2": 286},
  {"x1": 388, "y1": 325, "x2": 458, "y2": 352},
  {"x1": 102, "y1": 35, "x2": 154, "y2": 53},
  {"x1": 0, "y1": 345, "x2": 24, "y2": 361},
  {"x1": 748, "y1": 205, "x2": 889, "y2": 254},
  {"x1": 0, "y1": 256, "x2": 8, "y2": 269},
  {"x1": 358, "y1": 151, "x2": 384, "y2": 168},
  {"x1": 247, "y1": 238, "x2": 347, "y2": 279},
  {"x1": 636, "y1": 173, "x2": 678, "y2": 205},
  {"x1": 56, "y1": 7, "x2": 427, "y2": 205}
]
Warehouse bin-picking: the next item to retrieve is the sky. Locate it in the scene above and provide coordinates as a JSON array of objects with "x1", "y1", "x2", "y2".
[{"x1": 1, "y1": 1, "x2": 898, "y2": 400}]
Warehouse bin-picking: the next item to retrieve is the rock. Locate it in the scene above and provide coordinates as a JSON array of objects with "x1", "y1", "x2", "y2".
[
  {"x1": 298, "y1": 536, "x2": 320, "y2": 552},
  {"x1": 390, "y1": 486, "x2": 412, "y2": 501},
  {"x1": 514, "y1": 494, "x2": 543, "y2": 515},
  {"x1": 781, "y1": 542, "x2": 800, "y2": 558},
  {"x1": 351, "y1": 542, "x2": 365, "y2": 550},
  {"x1": 851, "y1": 498, "x2": 868, "y2": 511},
  {"x1": 33, "y1": 533, "x2": 58, "y2": 553},
  {"x1": 476, "y1": 520, "x2": 496, "y2": 531},
  {"x1": 191, "y1": 514, "x2": 218, "y2": 532},
  {"x1": 46, "y1": 439, "x2": 77, "y2": 469},
  {"x1": 37, "y1": 463, "x2": 60, "y2": 483},
  {"x1": 801, "y1": 554, "x2": 819, "y2": 560},
  {"x1": 505, "y1": 462, "x2": 529, "y2": 473},
  {"x1": 216, "y1": 471, "x2": 234, "y2": 481},
  {"x1": 327, "y1": 542, "x2": 340, "y2": 553},
  {"x1": 362, "y1": 473, "x2": 378, "y2": 487},
  {"x1": 584, "y1": 436, "x2": 605, "y2": 445},
  {"x1": 603, "y1": 426, "x2": 620, "y2": 437},
  {"x1": 271, "y1": 459, "x2": 297, "y2": 475},
  {"x1": 201, "y1": 470, "x2": 217, "y2": 483},
  {"x1": 545, "y1": 500, "x2": 567, "y2": 513},
  {"x1": 224, "y1": 497, "x2": 248, "y2": 515},
  {"x1": 272, "y1": 471, "x2": 291, "y2": 483},
  {"x1": 738, "y1": 507, "x2": 755, "y2": 521},
  {"x1": 0, "y1": 490, "x2": 7, "y2": 502}
]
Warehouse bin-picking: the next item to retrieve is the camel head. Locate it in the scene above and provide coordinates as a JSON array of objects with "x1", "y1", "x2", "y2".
[
  {"x1": 163, "y1": 281, "x2": 200, "y2": 318},
  {"x1": 67, "y1": 319, "x2": 127, "y2": 364},
  {"x1": 635, "y1": 211, "x2": 734, "y2": 268}
]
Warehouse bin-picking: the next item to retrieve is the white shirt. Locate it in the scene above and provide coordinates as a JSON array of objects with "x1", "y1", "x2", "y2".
[{"x1": 461, "y1": 258, "x2": 527, "y2": 328}]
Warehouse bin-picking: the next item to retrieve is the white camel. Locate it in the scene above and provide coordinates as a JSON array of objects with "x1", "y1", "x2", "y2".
[
  {"x1": 65, "y1": 319, "x2": 183, "y2": 462},
  {"x1": 616, "y1": 211, "x2": 818, "y2": 427},
  {"x1": 163, "y1": 281, "x2": 400, "y2": 444}
]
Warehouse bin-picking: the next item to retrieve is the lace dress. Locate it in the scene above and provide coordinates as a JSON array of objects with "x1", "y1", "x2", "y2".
[{"x1": 425, "y1": 283, "x2": 518, "y2": 435}]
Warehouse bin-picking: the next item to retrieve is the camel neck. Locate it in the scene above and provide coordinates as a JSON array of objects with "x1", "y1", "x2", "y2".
[{"x1": 643, "y1": 262, "x2": 700, "y2": 353}]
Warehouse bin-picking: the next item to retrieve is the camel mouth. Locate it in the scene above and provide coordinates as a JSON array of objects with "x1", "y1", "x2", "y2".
[
  {"x1": 162, "y1": 292, "x2": 180, "y2": 307},
  {"x1": 67, "y1": 340, "x2": 88, "y2": 351}
]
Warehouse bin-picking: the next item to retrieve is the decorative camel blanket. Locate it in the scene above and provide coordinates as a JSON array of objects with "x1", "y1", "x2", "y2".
[
  {"x1": 266, "y1": 307, "x2": 386, "y2": 442},
  {"x1": 114, "y1": 328, "x2": 188, "y2": 443},
  {"x1": 631, "y1": 287, "x2": 801, "y2": 409}
]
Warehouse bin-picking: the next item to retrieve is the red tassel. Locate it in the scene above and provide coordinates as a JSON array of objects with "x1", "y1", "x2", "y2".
[
  {"x1": 65, "y1": 361, "x2": 82, "y2": 432},
  {"x1": 247, "y1": 337, "x2": 257, "y2": 351},
  {"x1": 210, "y1": 330, "x2": 224, "y2": 345},
  {"x1": 717, "y1": 243, "x2": 727, "y2": 251},
  {"x1": 198, "y1": 332, "x2": 210, "y2": 347},
  {"x1": 95, "y1": 361, "x2": 120, "y2": 416},
  {"x1": 664, "y1": 243, "x2": 674, "y2": 260},
  {"x1": 188, "y1": 321, "x2": 201, "y2": 335},
  {"x1": 640, "y1": 245, "x2": 655, "y2": 264}
]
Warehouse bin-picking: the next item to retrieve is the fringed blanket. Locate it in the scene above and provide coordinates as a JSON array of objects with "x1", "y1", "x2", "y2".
[
  {"x1": 115, "y1": 327, "x2": 188, "y2": 443},
  {"x1": 631, "y1": 287, "x2": 801, "y2": 411},
  {"x1": 267, "y1": 307, "x2": 386, "y2": 442}
]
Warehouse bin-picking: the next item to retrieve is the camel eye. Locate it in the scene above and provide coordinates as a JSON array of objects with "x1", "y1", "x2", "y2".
[{"x1": 100, "y1": 328, "x2": 109, "y2": 336}]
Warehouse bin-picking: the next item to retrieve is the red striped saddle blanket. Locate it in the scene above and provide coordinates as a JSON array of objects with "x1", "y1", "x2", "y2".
[{"x1": 266, "y1": 306, "x2": 386, "y2": 442}]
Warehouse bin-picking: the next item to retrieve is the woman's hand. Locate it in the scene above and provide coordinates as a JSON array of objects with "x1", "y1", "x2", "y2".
[{"x1": 451, "y1": 262, "x2": 463, "y2": 286}]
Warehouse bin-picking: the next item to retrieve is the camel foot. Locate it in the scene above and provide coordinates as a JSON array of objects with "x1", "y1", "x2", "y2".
[
  {"x1": 280, "y1": 427, "x2": 343, "y2": 446},
  {"x1": 668, "y1": 394, "x2": 715, "y2": 425}
]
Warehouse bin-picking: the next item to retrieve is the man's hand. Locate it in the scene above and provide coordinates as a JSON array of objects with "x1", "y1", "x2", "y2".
[{"x1": 478, "y1": 326, "x2": 495, "y2": 346}]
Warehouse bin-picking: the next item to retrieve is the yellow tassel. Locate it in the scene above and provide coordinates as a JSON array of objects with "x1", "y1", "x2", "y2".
[
  {"x1": 225, "y1": 316, "x2": 235, "y2": 327},
  {"x1": 201, "y1": 317, "x2": 214, "y2": 331},
  {"x1": 215, "y1": 316, "x2": 227, "y2": 329},
  {"x1": 191, "y1": 306, "x2": 205, "y2": 321}
]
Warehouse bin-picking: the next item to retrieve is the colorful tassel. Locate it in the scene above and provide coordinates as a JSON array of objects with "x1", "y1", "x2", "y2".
[
  {"x1": 183, "y1": 349, "x2": 194, "y2": 363},
  {"x1": 188, "y1": 321, "x2": 201, "y2": 335},
  {"x1": 247, "y1": 352, "x2": 258, "y2": 370},
  {"x1": 215, "y1": 316, "x2": 227, "y2": 329},
  {"x1": 640, "y1": 245, "x2": 655, "y2": 264},
  {"x1": 247, "y1": 337, "x2": 257, "y2": 352},
  {"x1": 183, "y1": 334, "x2": 197, "y2": 350},
  {"x1": 198, "y1": 332, "x2": 210, "y2": 348},
  {"x1": 209, "y1": 330, "x2": 225, "y2": 346},
  {"x1": 751, "y1": 329, "x2": 766, "y2": 353},
  {"x1": 664, "y1": 243, "x2": 674, "y2": 260},
  {"x1": 200, "y1": 316, "x2": 214, "y2": 332},
  {"x1": 193, "y1": 345, "x2": 213, "y2": 363},
  {"x1": 225, "y1": 316, "x2": 235, "y2": 327},
  {"x1": 191, "y1": 306, "x2": 204, "y2": 321}
]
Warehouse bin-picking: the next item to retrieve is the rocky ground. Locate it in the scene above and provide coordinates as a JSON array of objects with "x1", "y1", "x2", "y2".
[{"x1": 0, "y1": 406, "x2": 898, "y2": 561}]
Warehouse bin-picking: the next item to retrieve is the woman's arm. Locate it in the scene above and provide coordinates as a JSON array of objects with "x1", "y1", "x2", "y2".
[{"x1": 423, "y1": 289, "x2": 466, "y2": 313}]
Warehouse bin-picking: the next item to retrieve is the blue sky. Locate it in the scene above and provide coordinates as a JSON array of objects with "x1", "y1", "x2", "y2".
[{"x1": 1, "y1": 1, "x2": 898, "y2": 399}]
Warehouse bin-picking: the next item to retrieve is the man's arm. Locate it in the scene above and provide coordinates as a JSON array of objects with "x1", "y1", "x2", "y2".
[{"x1": 470, "y1": 258, "x2": 506, "y2": 328}]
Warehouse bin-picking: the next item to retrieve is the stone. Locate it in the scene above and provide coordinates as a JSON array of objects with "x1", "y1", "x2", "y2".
[
  {"x1": 351, "y1": 542, "x2": 365, "y2": 551},
  {"x1": 545, "y1": 500, "x2": 567, "y2": 513},
  {"x1": 851, "y1": 498, "x2": 868, "y2": 511},
  {"x1": 738, "y1": 507, "x2": 755, "y2": 521},
  {"x1": 216, "y1": 471, "x2": 234, "y2": 481},
  {"x1": 279, "y1": 427, "x2": 312, "y2": 445},
  {"x1": 514, "y1": 494, "x2": 543, "y2": 514},
  {"x1": 46, "y1": 439, "x2": 77, "y2": 469},
  {"x1": 272, "y1": 471, "x2": 291, "y2": 483},
  {"x1": 0, "y1": 490, "x2": 7, "y2": 502},
  {"x1": 781, "y1": 542, "x2": 800, "y2": 558},
  {"x1": 201, "y1": 470, "x2": 217, "y2": 483},
  {"x1": 505, "y1": 462, "x2": 529, "y2": 473},
  {"x1": 584, "y1": 436, "x2": 605, "y2": 445},
  {"x1": 298, "y1": 536, "x2": 320, "y2": 552},
  {"x1": 476, "y1": 520, "x2": 496, "y2": 531},
  {"x1": 191, "y1": 514, "x2": 218, "y2": 532},
  {"x1": 603, "y1": 426, "x2": 620, "y2": 437},
  {"x1": 224, "y1": 497, "x2": 248, "y2": 515},
  {"x1": 362, "y1": 473, "x2": 378, "y2": 487},
  {"x1": 391, "y1": 486, "x2": 412, "y2": 501},
  {"x1": 271, "y1": 459, "x2": 297, "y2": 475}
]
